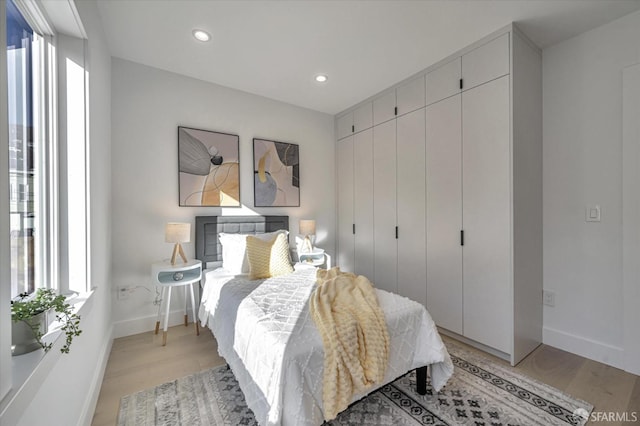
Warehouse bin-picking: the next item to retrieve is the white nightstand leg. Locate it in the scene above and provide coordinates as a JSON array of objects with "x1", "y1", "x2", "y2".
[
  {"x1": 155, "y1": 287, "x2": 165, "y2": 335},
  {"x1": 183, "y1": 285, "x2": 188, "y2": 327},
  {"x1": 163, "y1": 286, "x2": 172, "y2": 346},
  {"x1": 189, "y1": 282, "x2": 200, "y2": 336}
]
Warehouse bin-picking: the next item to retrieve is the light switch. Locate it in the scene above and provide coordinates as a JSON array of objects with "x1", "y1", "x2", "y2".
[{"x1": 586, "y1": 205, "x2": 601, "y2": 222}]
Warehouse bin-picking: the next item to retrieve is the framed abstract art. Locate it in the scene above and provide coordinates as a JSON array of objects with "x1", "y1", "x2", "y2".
[
  {"x1": 253, "y1": 138, "x2": 300, "y2": 207},
  {"x1": 178, "y1": 126, "x2": 240, "y2": 207}
]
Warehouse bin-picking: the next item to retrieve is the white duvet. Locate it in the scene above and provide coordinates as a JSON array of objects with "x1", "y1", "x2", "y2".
[{"x1": 198, "y1": 264, "x2": 453, "y2": 426}]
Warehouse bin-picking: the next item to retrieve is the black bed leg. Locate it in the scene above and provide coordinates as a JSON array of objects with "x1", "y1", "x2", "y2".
[{"x1": 416, "y1": 366, "x2": 427, "y2": 395}]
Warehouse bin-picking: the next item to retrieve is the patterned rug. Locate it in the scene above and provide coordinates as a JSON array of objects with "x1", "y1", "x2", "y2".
[{"x1": 117, "y1": 341, "x2": 593, "y2": 425}]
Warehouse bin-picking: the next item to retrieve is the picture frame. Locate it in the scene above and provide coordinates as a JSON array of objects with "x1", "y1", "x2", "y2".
[
  {"x1": 253, "y1": 138, "x2": 300, "y2": 207},
  {"x1": 178, "y1": 126, "x2": 240, "y2": 207}
]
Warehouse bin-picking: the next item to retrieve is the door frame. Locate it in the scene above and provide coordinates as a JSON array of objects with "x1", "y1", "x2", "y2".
[{"x1": 622, "y1": 62, "x2": 640, "y2": 375}]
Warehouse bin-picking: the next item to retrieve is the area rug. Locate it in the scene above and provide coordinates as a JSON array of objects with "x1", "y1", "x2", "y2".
[{"x1": 117, "y1": 341, "x2": 593, "y2": 425}]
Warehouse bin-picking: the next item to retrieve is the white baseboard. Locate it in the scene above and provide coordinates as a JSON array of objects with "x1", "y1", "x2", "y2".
[
  {"x1": 543, "y1": 326, "x2": 624, "y2": 369},
  {"x1": 78, "y1": 324, "x2": 113, "y2": 426},
  {"x1": 112, "y1": 308, "x2": 197, "y2": 339}
]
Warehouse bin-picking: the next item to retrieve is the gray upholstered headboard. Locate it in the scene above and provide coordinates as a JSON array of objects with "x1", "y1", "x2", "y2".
[{"x1": 195, "y1": 215, "x2": 290, "y2": 265}]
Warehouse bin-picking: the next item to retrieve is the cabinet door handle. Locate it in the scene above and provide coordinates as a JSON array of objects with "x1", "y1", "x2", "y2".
[
  {"x1": 395, "y1": 226, "x2": 398, "y2": 239},
  {"x1": 352, "y1": 124, "x2": 355, "y2": 133},
  {"x1": 353, "y1": 224, "x2": 356, "y2": 235},
  {"x1": 460, "y1": 229, "x2": 464, "y2": 246},
  {"x1": 394, "y1": 106, "x2": 398, "y2": 116},
  {"x1": 459, "y1": 78, "x2": 463, "y2": 89}
]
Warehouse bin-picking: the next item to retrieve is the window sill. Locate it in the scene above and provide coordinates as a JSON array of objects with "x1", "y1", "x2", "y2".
[{"x1": 0, "y1": 289, "x2": 95, "y2": 420}]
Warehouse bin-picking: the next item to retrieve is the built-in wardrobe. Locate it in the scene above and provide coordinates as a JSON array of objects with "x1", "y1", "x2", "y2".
[{"x1": 335, "y1": 24, "x2": 542, "y2": 365}]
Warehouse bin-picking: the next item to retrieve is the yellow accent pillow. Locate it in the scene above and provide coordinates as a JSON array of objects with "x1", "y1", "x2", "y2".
[{"x1": 246, "y1": 233, "x2": 294, "y2": 280}]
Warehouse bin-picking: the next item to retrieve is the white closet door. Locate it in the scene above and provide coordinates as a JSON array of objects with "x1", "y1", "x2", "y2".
[
  {"x1": 336, "y1": 113, "x2": 353, "y2": 140},
  {"x1": 373, "y1": 120, "x2": 397, "y2": 292},
  {"x1": 354, "y1": 128, "x2": 375, "y2": 281},
  {"x1": 461, "y1": 33, "x2": 509, "y2": 91},
  {"x1": 353, "y1": 102, "x2": 373, "y2": 133},
  {"x1": 426, "y1": 57, "x2": 461, "y2": 105},
  {"x1": 397, "y1": 108, "x2": 426, "y2": 306},
  {"x1": 426, "y1": 95, "x2": 463, "y2": 333},
  {"x1": 396, "y1": 76, "x2": 425, "y2": 116},
  {"x1": 373, "y1": 91, "x2": 396, "y2": 126},
  {"x1": 337, "y1": 136, "x2": 354, "y2": 272},
  {"x1": 462, "y1": 75, "x2": 511, "y2": 353}
]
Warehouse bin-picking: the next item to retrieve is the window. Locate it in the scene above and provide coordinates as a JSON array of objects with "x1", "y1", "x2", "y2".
[
  {"x1": 2, "y1": 0, "x2": 91, "y2": 403},
  {"x1": 6, "y1": 0, "x2": 41, "y2": 298},
  {"x1": 6, "y1": 0, "x2": 89, "y2": 298}
]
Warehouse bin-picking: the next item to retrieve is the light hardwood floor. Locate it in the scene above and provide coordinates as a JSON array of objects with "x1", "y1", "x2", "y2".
[
  {"x1": 91, "y1": 324, "x2": 224, "y2": 426},
  {"x1": 92, "y1": 326, "x2": 640, "y2": 425}
]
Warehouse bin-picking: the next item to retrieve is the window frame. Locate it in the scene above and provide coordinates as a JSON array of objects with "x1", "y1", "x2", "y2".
[
  {"x1": 2, "y1": 0, "x2": 13, "y2": 403},
  {"x1": 6, "y1": 0, "x2": 91, "y2": 300},
  {"x1": 6, "y1": 1, "x2": 56, "y2": 298}
]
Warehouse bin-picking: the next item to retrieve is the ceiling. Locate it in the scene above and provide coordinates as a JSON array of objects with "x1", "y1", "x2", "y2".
[{"x1": 95, "y1": 0, "x2": 640, "y2": 115}]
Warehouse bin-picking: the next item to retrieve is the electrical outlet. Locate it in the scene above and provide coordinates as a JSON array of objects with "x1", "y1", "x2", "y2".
[
  {"x1": 586, "y1": 205, "x2": 601, "y2": 222},
  {"x1": 543, "y1": 290, "x2": 555, "y2": 307},
  {"x1": 118, "y1": 286, "x2": 131, "y2": 300}
]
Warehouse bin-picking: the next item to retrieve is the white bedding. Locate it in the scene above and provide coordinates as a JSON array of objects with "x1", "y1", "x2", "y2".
[{"x1": 198, "y1": 264, "x2": 453, "y2": 426}]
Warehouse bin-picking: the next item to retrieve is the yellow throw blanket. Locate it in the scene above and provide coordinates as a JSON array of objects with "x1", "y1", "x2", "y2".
[{"x1": 310, "y1": 267, "x2": 390, "y2": 421}]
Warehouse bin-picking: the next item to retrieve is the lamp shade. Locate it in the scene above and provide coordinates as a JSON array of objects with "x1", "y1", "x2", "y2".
[
  {"x1": 165, "y1": 223, "x2": 191, "y2": 243},
  {"x1": 299, "y1": 219, "x2": 316, "y2": 236}
]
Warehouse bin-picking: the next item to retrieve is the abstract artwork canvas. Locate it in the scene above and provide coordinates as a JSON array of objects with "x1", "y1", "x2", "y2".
[
  {"x1": 253, "y1": 138, "x2": 300, "y2": 207},
  {"x1": 178, "y1": 126, "x2": 240, "y2": 206}
]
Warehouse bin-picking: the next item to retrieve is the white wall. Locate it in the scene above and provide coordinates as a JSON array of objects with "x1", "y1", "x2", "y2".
[
  {"x1": 111, "y1": 58, "x2": 335, "y2": 337},
  {"x1": 8, "y1": 1, "x2": 113, "y2": 425},
  {"x1": 543, "y1": 9, "x2": 640, "y2": 368}
]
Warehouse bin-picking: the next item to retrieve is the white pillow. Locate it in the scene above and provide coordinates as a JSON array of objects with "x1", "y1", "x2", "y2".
[
  {"x1": 219, "y1": 230, "x2": 289, "y2": 274},
  {"x1": 218, "y1": 233, "x2": 248, "y2": 274}
]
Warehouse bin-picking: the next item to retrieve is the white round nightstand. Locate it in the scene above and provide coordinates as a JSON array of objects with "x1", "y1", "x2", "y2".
[
  {"x1": 298, "y1": 248, "x2": 329, "y2": 268},
  {"x1": 151, "y1": 259, "x2": 202, "y2": 345}
]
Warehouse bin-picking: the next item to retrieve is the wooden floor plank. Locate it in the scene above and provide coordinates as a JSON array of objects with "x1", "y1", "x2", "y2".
[
  {"x1": 514, "y1": 344, "x2": 586, "y2": 392},
  {"x1": 628, "y1": 378, "x2": 640, "y2": 416},
  {"x1": 566, "y1": 360, "x2": 636, "y2": 414}
]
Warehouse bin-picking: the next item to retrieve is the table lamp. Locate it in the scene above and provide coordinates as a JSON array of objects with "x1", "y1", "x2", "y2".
[
  {"x1": 299, "y1": 219, "x2": 316, "y2": 253},
  {"x1": 165, "y1": 222, "x2": 190, "y2": 265}
]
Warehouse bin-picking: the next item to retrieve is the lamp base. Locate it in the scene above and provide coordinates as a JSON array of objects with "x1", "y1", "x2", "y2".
[
  {"x1": 301, "y1": 236, "x2": 314, "y2": 254},
  {"x1": 170, "y1": 243, "x2": 188, "y2": 265}
]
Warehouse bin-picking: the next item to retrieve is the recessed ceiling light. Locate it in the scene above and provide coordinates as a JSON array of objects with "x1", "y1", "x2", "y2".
[
  {"x1": 315, "y1": 74, "x2": 328, "y2": 83},
  {"x1": 192, "y1": 29, "x2": 211, "y2": 42}
]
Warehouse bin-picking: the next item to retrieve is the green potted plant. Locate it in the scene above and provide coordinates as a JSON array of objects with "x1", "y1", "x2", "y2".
[{"x1": 11, "y1": 288, "x2": 82, "y2": 355}]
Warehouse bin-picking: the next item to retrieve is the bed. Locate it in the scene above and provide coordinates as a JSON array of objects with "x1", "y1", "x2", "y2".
[{"x1": 195, "y1": 215, "x2": 453, "y2": 426}]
